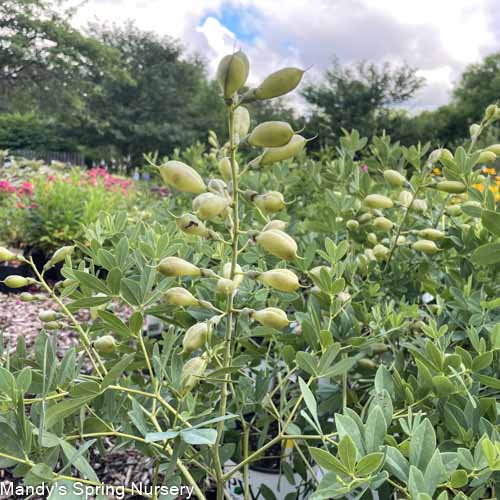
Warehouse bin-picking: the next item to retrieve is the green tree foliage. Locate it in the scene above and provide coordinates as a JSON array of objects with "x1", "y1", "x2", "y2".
[{"x1": 302, "y1": 58, "x2": 424, "y2": 146}]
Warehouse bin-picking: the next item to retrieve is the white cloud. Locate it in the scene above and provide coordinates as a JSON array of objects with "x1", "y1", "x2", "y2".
[{"x1": 72, "y1": 0, "x2": 500, "y2": 109}]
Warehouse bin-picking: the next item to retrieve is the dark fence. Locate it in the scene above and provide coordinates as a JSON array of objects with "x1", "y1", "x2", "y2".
[{"x1": 11, "y1": 149, "x2": 85, "y2": 166}]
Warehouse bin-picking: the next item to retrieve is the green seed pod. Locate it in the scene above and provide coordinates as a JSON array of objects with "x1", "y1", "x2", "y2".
[
  {"x1": 437, "y1": 148, "x2": 454, "y2": 163},
  {"x1": 373, "y1": 244, "x2": 390, "y2": 261},
  {"x1": 399, "y1": 190, "x2": 413, "y2": 207},
  {"x1": 358, "y1": 213, "x2": 373, "y2": 224},
  {"x1": 255, "y1": 229, "x2": 299, "y2": 260},
  {"x1": 485, "y1": 104, "x2": 498, "y2": 120},
  {"x1": 262, "y1": 219, "x2": 287, "y2": 232},
  {"x1": 218, "y1": 157, "x2": 239, "y2": 181},
  {"x1": 192, "y1": 193, "x2": 229, "y2": 220},
  {"x1": 373, "y1": 216, "x2": 394, "y2": 232},
  {"x1": 181, "y1": 355, "x2": 208, "y2": 393},
  {"x1": 254, "y1": 68, "x2": 305, "y2": 100},
  {"x1": 436, "y1": 181, "x2": 467, "y2": 194},
  {"x1": 418, "y1": 228, "x2": 445, "y2": 240},
  {"x1": 0, "y1": 247, "x2": 17, "y2": 262},
  {"x1": 234, "y1": 106, "x2": 251, "y2": 140},
  {"x1": 164, "y1": 287, "x2": 199, "y2": 307},
  {"x1": 216, "y1": 278, "x2": 237, "y2": 295},
  {"x1": 358, "y1": 358, "x2": 378, "y2": 370},
  {"x1": 216, "y1": 51, "x2": 249, "y2": 98},
  {"x1": 94, "y1": 335, "x2": 118, "y2": 354},
  {"x1": 478, "y1": 151, "x2": 497, "y2": 164},
  {"x1": 39, "y1": 310, "x2": 57, "y2": 322},
  {"x1": 257, "y1": 268, "x2": 300, "y2": 293},
  {"x1": 4, "y1": 275, "x2": 30, "y2": 289},
  {"x1": 485, "y1": 144, "x2": 500, "y2": 155},
  {"x1": 176, "y1": 214, "x2": 209, "y2": 237},
  {"x1": 207, "y1": 179, "x2": 228, "y2": 197},
  {"x1": 446, "y1": 204, "x2": 462, "y2": 216},
  {"x1": 337, "y1": 291, "x2": 351, "y2": 303},
  {"x1": 363, "y1": 194, "x2": 393, "y2": 209},
  {"x1": 248, "y1": 121, "x2": 294, "y2": 148},
  {"x1": 44, "y1": 321, "x2": 62, "y2": 330},
  {"x1": 412, "y1": 239, "x2": 440, "y2": 254},
  {"x1": 367, "y1": 232, "x2": 378, "y2": 245},
  {"x1": 157, "y1": 257, "x2": 201, "y2": 277},
  {"x1": 19, "y1": 292, "x2": 35, "y2": 302},
  {"x1": 254, "y1": 191, "x2": 285, "y2": 213},
  {"x1": 158, "y1": 161, "x2": 206, "y2": 194},
  {"x1": 411, "y1": 199, "x2": 428, "y2": 212},
  {"x1": 364, "y1": 248, "x2": 376, "y2": 261},
  {"x1": 396, "y1": 235, "x2": 406, "y2": 245},
  {"x1": 470, "y1": 123, "x2": 481, "y2": 137},
  {"x1": 383, "y1": 169, "x2": 406, "y2": 187},
  {"x1": 182, "y1": 322, "x2": 210, "y2": 353},
  {"x1": 252, "y1": 307, "x2": 289, "y2": 329},
  {"x1": 260, "y1": 135, "x2": 307, "y2": 166},
  {"x1": 49, "y1": 245, "x2": 75, "y2": 265},
  {"x1": 346, "y1": 219, "x2": 359, "y2": 231},
  {"x1": 222, "y1": 262, "x2": 243, "y2": 287}
]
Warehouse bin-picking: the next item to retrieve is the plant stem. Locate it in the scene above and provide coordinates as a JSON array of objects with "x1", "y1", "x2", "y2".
[{"x1": 214, "y1": 101, "x2": 239, "y2": 500}]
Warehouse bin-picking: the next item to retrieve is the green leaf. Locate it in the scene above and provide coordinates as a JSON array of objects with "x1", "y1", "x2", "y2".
[
  {"x1": 60, "y1": 440, "x2": 99, "y2": 482},
  {"x1": 180, "y1": 428, "x2": 217, "y2": 445},
  {"x1": 16, "y1": 367, "x2": 32, "y2": 394},
  {"x1": 101, "y1": 353, "x2": 135, "y2": 389},
  {"x1": 25, "y1": 463, "x2": 55, "y2": 486},
  {"x1": 481, "y1": 210, "x2": 500, "y2": 237},
  {"x1": 450, "y1": 469, "x2": 468, "y2": 488},
  {"x1": 356, "y1": 452, "x2": 384, "y2": 476},
  {"x1": 476, "y1": 374, "x2": 500, "y2": 389},
  {"x1": 423, "y1": 449, "x2": 447, "y2": 496},
  {"x1": 97, "y1": 310, "x2": 130, "y2": 337},
  {"x1": 48, "y1": 481, "x2": 87, "y2": 499},
  {"x1": 338, "y1": 435, "x2": 357, "y2": 473},
  {"x1": 144, "y1": 430, "x2": 179, "y2": 443},
  {"x1": 0, "y1": 366, "x2": 17, "y2": 401},
  {"x1": 0, "y1": 423, "x2": 24, "y2": 458},
  {"x1": 322, "y1": 356, "x2": 356, "y2": 378},
  {"x1": 472, "y1": 351, "x2": 493, "y2": 371},
  {"x1": 308, "y1": 447, "x2": 349, "y2": 475},
  {"x1": 384, "y1": 446, "x2": 409, "y2": 482},
  {"x1": 45, "y1": 397, "x2": 94, "y2": 429},
  {"x1": 365, "y1": 406, "x2": 387, "y2": 453},
  {"x1": 410, "y1": 419, "x2": 436, "y2": 470},
  {"x1": 298, "y1": 377, "x2": 321, "y2": 432},
  {"x1": 67, "y1": 296, "x2": 112, "y2": 311},
  {"x1": 408, "y1": 465, "x2": 426, "y2": 499},
  {"x1": 472, "y1": 242, "x2": 500, "y2": 265},
  {"x1": 335, "y1": 413, "x2": 365, "y2": 459},
  {"x1": 121, "y1": 278, "x2": 144, "y2": 306},
  {"x1": 73, "y1": 270, "x2": 110, "y2": 294},
  {"x1": 433, "y1": 375, "x2": 456, "y2": 396},
  {"x1": 296, "y1": 352, "x2": 318, "y2": 376}
]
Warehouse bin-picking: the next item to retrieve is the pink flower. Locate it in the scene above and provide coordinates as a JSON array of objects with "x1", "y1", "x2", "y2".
[{"x1": 359, "y1": 164, "x2": 369, "y2": 172}]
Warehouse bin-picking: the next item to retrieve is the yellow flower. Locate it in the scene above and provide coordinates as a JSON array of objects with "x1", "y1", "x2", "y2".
[
  {"x1": 489, "y1": 185, "x2": 499, "y2": 194},
  {"x1": 482, "y1": 167, "x2": 497, "y2": 175},
  {"x1": 472, "y1": 183, "x2": 485, "y2": 193},
  {"x1": 432, "y1": 167, "x2": 441, "y2": 175}
]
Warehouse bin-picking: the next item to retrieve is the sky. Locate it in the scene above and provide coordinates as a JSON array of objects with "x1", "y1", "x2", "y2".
[{"x1": 73, "y1": 0, "x2": 500, "y2": 111}]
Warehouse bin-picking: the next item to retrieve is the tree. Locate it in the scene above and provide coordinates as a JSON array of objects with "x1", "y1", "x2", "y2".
[{"x1": 302, "y1": 58, "x2": 424, "y2": 146}]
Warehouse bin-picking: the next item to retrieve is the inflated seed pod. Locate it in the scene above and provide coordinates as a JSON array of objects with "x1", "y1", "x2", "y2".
[
  {"x1": 216, "y1": 278, "x2": 237, "y2": 295},
  {"x1": 399, "y1": 190, "x2": 413, "y2": 207},
  {"x1": 176, "y1": 214, "x2": 209, "y2": 237},
  {"x1": 254, "y1": 68, "x2": 305, "y2": 100},
  {"x1": 260, "y1": 135, "x2": 307, "y2": 166},
  {"x1": 19, "y1": 292, "x2": 35, "y2": 302},
  {"x1": 254, "y1": 191, "x2": 285, "y2": 213},
  {"x1": 358, "y1": 213, "x2": 373, "y2": 224},
  {"x1": 0, "y1": 247, "x2": 17, "y2": 262},
  {"x1": 44, "y1": 321, "x2": 62, "y2": 330},
  {"x1": 411, "y1": 199, "x2": 428, "y2": 212},
  {"x1": 255, "y1": 229, "x2": 299, "y2": 260},
  {"x1": 180, "y1": 355, "x2": 208, "y2": 393},
  {"x1": 234, "y1": 106, "x2": 251, "y2": 140},
  {"x1": 478, "y1": 151, "x2": 496, "y2": 164},
  {"x1": 262, "y1": 219, "x2": 288, "y2": 232},
  {"x1": 363, "y1": 194, "x2": 393, "y2": 209},
  {"x1": 164, "y1": 287, "x2": 199, "y2": 307},
  {"x1": 346, "y1": 220, "x2": 359, "y2": 231},
  {"x1": 383, "y1": 169, "x2": 407, "y2": 187},
  {"x1": 216, "y1": 51, "x2": 249, "y2": 98},
  {"x1": 3, "y1": 275, "x2": 31, "y2": 288},
  {"x1": 192, "y1": 193, "x2": 229, "y2": 220},
  {"x1": 309, "y1": 265, "x2": 330, "y2": 280},
  {"x1": 158, "y1": 161, "x2": 206, "y2": 194},
  {"x1": 222, "y1": 262, "x2": 244, "y2": 287},
  {"x1": 248, "y1": 121, "x2": 294, "y2": 148},
  {"x1": 252, "y1": 307, "x2": 289, "y2": 329},
  {"x1": 373, "y1": 216, "x2": 394, "y2": 232},
  {"x1": 39, "y1": 310, "x2": 57, "y2": 322},
  {"x1": 436, "y1": 181, "x2": 466, "y2": 194},
  {"x1": 373, "y1": 244, "x2": 390, "y2": 261},
  {"x1": 396, "y1": 235, "x2": 406, "y2": 245},
  {"x1": 432, "y1": 148, "x2": 453, "y2": 163},
  {"x1": 257, "y1": 268, "x2": 300, "y2": 292},
  {"x1": 364, "y1": 248, "x2": 377, "y2": 261},
  {"x1": 446, "y1": 204, "x2": 462, "y2": 216},
  {"x1": 367, "y1": 232, "x2": 378, "y2": 245},
  {"x1": 218, "y1": 157, "x2": 239, "y2": 181},
  {"x1": 182, "y1": 322, "x2": 210, "y2": 353},
  {"x1": 418, "y1": 228, "x2": 445, "y2": 240},
  {"x1": 412, "y1": 239, "x2": 440, "y2": 254},
  {"x1": 157, "y1": 257, "x2": 201, "y2": 277},
  {"x1": 485, "y1": 105, "x2": 498, "y2": 120},
  {"x1": 485, "y1": 144, "x2": 500, "y2": 155},
  {"x1": 94, "y1": 335, "x2": 118, "y2": 354},
  {"x1": 49, "y1": 245, "x2": 75, "y2": 265}
]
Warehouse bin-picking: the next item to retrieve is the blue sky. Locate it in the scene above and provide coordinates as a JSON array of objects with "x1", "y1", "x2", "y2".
[{"x1": 75, "y1": 0, "x2": 500, "y2": 111}]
